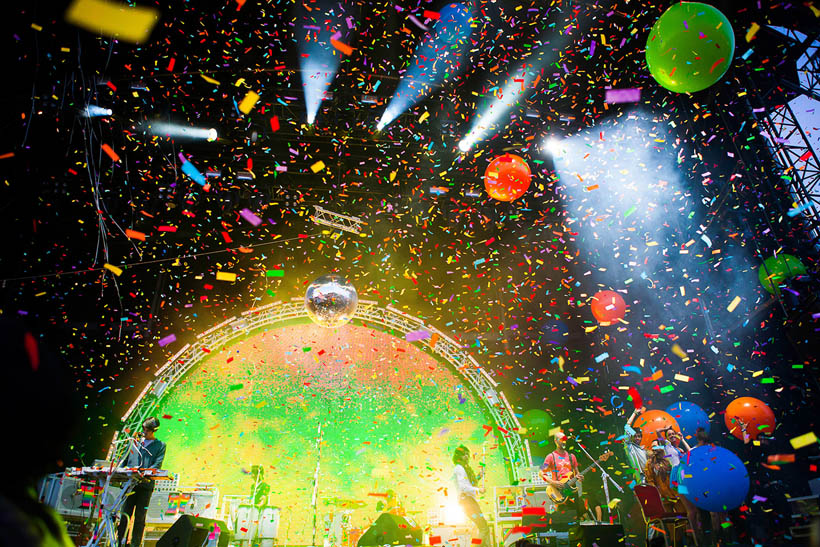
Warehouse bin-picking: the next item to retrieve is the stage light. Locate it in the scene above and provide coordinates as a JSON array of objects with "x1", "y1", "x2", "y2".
[
  {"x1": 457, "y1": 76, "x2": 528, "y2": 152},
  {"x1": 544, "y1": 138, "x2": 563, "y2": 156},
  {"x1": 147, "y1": 122, "x2": 218, "y2": 141},
  {"x1": 442, "y1": 501, "x2": 467, "y2": 525},
  {"x1": 456, "y1": 33, "x2": 569, "y2": 151},
  {"x1": 302, "y1": 58, "x2": 336, "y2": 126},
  {"x1": 376, "y1": 3, "x2": 473, "y2": 130},
  {"x1": 298, "y1": 0, "x2": 352, "y2": 125},
  {"x1": 83, "y1": 105, "x2": 112, "y2": 117}
]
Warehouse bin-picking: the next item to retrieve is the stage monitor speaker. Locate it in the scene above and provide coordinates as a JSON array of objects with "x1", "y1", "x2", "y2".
[
  {"x1": 569, "y1": 523, "x2": 624, "y2": 547},
  {"x1": 156, "y1": 515, "x2": 229, "y2": 547},
  {"x1": 357, "y1": 513, "x2": 423, "y2": 546}
]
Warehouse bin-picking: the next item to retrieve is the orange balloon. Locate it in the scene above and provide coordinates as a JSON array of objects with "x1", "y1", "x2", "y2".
[
  {"x1": 590, "y1": 290, "x2": 627, "y2": 324},
  {"x1": 484, "y1": 154, "x2": 531, "y2": 202},
  {"x1": 633, "y1": 410, "x2": 680, "y2": 449},
  {"x1": 724, "y1": 397, "x2": 775, "y2": 440}
]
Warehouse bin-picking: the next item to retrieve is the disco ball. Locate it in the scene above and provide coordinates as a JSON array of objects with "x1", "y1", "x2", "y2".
[{"x1": 304, "y1": 274, "x2": 358, "y2": 328}]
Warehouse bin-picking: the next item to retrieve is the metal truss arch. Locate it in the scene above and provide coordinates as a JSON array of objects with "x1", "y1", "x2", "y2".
[{"x1": 108, "y1": 299, "x2": 530, "y2": 483}]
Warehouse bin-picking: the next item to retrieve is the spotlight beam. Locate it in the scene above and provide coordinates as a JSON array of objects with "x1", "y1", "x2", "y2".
[
  {"x1": 298, "y1": 1, "x2": 354, "y2": 126},
  {"x1": 146, "y1": 122, "x2": 218, "y2": 141},
  {"x1": 377, "y1": 4, "x2": 473, "y2": 130}
]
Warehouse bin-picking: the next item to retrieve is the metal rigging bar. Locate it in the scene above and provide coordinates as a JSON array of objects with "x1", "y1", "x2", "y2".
[{"x1": 310, "y1": 205, "x2": 366, "y2": 235}]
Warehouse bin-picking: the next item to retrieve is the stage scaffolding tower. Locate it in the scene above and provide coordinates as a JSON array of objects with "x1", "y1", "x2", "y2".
[{"x1": 746, "y1": 29, "x2": 820, "y2": 247}]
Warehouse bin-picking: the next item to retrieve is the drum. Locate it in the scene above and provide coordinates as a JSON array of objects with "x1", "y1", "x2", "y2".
[
  {"x1": 235, "y1": 505, "x2": 260, "y2": 541},
  {"x1": 259, "y1": 506, "x2": 280, "y2": 539}
]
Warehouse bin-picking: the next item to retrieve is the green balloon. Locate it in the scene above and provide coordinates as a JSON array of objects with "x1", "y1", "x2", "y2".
[
  {"x1": 646, "y1": 2, "x2": 735, "y2": 93},
  {"x1": 758, "y1": 254, "x2": 807, "y2": 294}
]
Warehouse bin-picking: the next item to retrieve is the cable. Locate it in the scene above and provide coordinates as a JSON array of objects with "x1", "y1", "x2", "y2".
[{"x1": 0, "y1": 232, "x2": 321, "y2": 284}]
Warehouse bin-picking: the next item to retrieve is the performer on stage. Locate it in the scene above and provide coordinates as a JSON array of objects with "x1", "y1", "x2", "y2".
[
  {"x1": 452, "y1": 445, "x2": 490, "y2": 547},
  {"x1": 623, "y1": 406, "x2": 647, "y2": 483},
  {"x1": 375, "y1": 489, "x2": 404, "y2": 516},
  {"x1": 659, "y1": 427, "x2": 701, "y2": 540},
  {"x1": 540, "y1": 432, "x2": 602, "y2": 521},
  {"x1": 117, "y1": 417, "x2": 166, "y2": 547},
  {"x1": 249, "y1": 465, "x2": 270, "y2": 507},
  {"x1": 644, "y1": 440, "x2": 694, "y2": 544}
]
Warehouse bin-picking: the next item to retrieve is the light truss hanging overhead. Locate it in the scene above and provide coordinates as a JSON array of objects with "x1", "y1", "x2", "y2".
[{"x1": 310, "y1": 205, "x2": 366, "y2": 235}]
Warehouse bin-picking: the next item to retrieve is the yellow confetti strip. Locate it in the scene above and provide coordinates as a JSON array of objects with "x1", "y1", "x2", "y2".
[
  {"x1": 216, "y1": 271, "x2": 237, "y2": 282},
  {"x1": 310, "y1": 160, "x2": 326, "y2": 173},
  {"x1": 418, "y1": 111, "x2": 430, "y2": 123},
  {"x1": 745, "y1": 22, "x2": 760, "y2": 42},
  {"x1": 238, "y1": 91, "x2": 260, "y2": 114},
  {"x1": 790, "y1": 432, "x2": 818, "y2": 450},
  {"x1": 65, "y1": 0, "x2": 159, "y2": 44},
  {"x1": 200, "y1": 74, "x2": 221, "y2": 85},
  {"x1": 671, "y1": 344, "x2": 687, "y2": 360},
  {"x1": 727, "y1": 295, "x2": 741, "y2": 312},
  {"x1": 103, "y1": 263, "x2": 123, "y2": 276},
  {"x1": 674, "y1": 373, "x2": 690, "y2": 382}
]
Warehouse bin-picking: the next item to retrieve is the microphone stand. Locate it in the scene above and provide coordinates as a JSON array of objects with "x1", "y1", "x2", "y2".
[
  {"x1": 481, "y1": 442, "x2": 486, "y2": 492},
  {"x1": 574, "y1": 439, "x2": 623, "y2": 523},
  {"x1": 311, "y1": 422, "x2": 325, "y2": 547}
]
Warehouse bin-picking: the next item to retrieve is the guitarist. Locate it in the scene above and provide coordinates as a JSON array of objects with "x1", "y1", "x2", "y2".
[{"x1": 540, "y1": 433, "x2": 602, "y2": 521}]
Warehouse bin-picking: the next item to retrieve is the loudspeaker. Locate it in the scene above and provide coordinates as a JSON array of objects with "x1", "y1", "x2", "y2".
[
  {"x1": 357, "y1": 513, "x2": 423, "y2": 546},
  {"x1": 157, "y1": 515, "x2": 229, "y2": 547},
  {"x1": 568, "y1": 523, "x2": 624, "y2": 547}
]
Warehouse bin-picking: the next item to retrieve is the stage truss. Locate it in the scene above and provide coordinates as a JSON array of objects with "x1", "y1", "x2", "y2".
[
  {"x1": 754, "y1": 29, "x2": 820, "y2": 246},
  {"x1": 108, "y1": 299, "x2": 531, "y2": 483}
]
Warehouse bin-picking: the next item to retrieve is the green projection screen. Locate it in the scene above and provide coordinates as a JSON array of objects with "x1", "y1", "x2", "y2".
[{"x1": 155, "y1": 323, "x2": 508, "y2": 544}]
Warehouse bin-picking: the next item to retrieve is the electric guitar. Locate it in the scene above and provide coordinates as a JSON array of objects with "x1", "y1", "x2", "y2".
[{"x1": 541, "y1": 450, "x2": 613, "y2": 504}]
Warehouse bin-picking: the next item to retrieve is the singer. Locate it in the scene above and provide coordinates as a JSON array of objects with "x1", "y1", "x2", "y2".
[
  {"x1": 452, "y1": 445, "x2": 491, "y2": 547},
  {"x1": 116, "y1": 417, "x2": 167, "y2": 547}
]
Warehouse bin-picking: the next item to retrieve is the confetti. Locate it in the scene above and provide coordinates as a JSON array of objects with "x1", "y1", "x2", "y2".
[
  {"x1": 790, "y1": 432, "x2": 818, "y2": 450},
  {"x1": 65, "y1": 0, "x2": 159, "y2": 43},
  {"x1": 238, "y1": 91, "x2": 260, "y2": 114}
]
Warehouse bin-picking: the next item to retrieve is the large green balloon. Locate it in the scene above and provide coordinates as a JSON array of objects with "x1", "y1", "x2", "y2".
[
  {"x1": 758, "y1": 254, "x2": 807, "y2": 294},
  {"x1": 646, "y1": 2, "x2": 735, "y2": 93},
  {"x1": 520, "y1": 409, "x2": 555, "y2": 458}
]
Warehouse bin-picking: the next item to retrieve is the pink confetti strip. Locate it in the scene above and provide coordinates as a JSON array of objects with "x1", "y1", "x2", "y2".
[
  {"x1": 407, "y1": 15, "x2": 429, "y2": 31},
  {"x1": 405, "y1": 329, "x2": 431, "y2": 342},
  {"x1": 239, "y1": 208, "x2": 262, "y2": 226},
  {"x1": 605, "y1": 88, "x2": 641, "y2": 104}
]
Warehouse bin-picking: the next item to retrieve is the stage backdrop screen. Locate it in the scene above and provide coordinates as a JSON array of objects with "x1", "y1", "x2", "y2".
[{"x1": 155, "y1": 323, "x2": 509, "y2": 544}]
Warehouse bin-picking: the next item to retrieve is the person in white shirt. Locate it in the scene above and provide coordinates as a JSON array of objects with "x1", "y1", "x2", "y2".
[
  {"x1": 623, "y1": 406, "x2": 647, "y2": 483},
  {"x1": 452, "y1": 445, "x2": 490, "y2": 547}
]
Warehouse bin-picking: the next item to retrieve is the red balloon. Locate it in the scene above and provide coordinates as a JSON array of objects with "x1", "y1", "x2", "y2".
[
  {"x1": 590, "y1": 290, "x2": 627, "y2": 324},
  {"x1": 724, "y1": 397, "x2": 775, "y2": 440},
  {"x1": 634, "y1": 410, "x2": 680, "y2": 449},
  {"x1": 484, "y1": 154, "x2": 531, "y2": 202}
]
